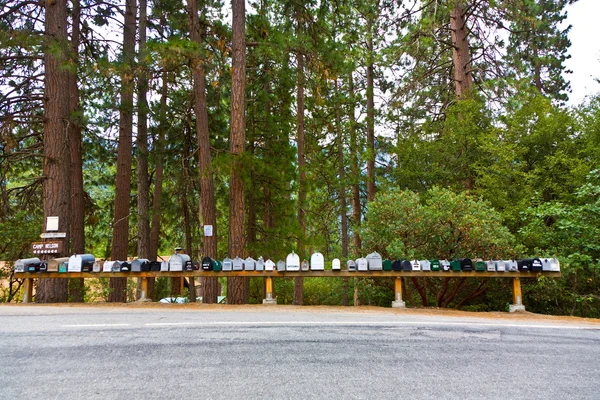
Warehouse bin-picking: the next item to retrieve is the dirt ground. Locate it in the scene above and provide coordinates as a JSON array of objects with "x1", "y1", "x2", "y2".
[{"x1": 4, "y1": 302, "x2": 600, "y2": 325}]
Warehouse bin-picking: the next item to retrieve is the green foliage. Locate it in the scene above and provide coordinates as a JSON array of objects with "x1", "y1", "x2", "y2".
[{"x1": 362, "y1": 187, "x2": 518, "y2": 260}]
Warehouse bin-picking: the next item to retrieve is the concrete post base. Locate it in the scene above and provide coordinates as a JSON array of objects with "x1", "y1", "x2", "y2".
[
  {"x1": 391, "y1": 300, "x2": 406, "y2": 308},
  {"x1": 263, "y1": 298, "x2": 277, "y2": 305},
  {"x1": 134, "y1": 298, "x2": 153, "y2": 303},
  {"x1": 509, "y1": 304, "x2": 526, "y2": 313}
]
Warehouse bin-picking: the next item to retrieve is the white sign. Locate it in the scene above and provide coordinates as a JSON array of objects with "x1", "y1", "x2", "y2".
[
  {"x1": 46, "y1": 216, "x2": 59, "y2": 231},
  {"x1": 41, "y1": 232, "x2": 67, "y2": 239},
  {"x1": 204, "y1": 225, "x2": 213, "y2": 237}
]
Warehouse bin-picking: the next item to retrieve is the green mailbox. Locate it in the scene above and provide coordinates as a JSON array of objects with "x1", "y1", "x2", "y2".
[
  {"x1": 451, "y1": 259, "x2": 462, "y2": 272},
  {"x1": 213, "y1": 259, "x2": 222, "y2": 272},
  {"x1": 430, "y1": 259, "x2": 440, "y2": 271},
  {"x1": 383, "y1": 259, "x2": 392, "y2": 271},
  {"x1": 475, "y1": 259, "x2": 485, "y2": 272}
]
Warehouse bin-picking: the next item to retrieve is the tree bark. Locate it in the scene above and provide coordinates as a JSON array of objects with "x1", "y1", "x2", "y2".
[
  {"x1": 450, "y1": 0, "x2": 473, "y2": 98},
  {"x1": 188, "y1": 0, "x2": 218, "y2": 303},
  {"x1": 38, "y1": 0, "x2": 70, "y2": 303},
  {"x1": 366, "y1": 22, "x2": 376, "y2": 203},
  {"x1": 227, "y1": 0, "x2": 247, "y2": 304},
  {"x1": 68, "y1": 0, "x2": 85, "y2": 302},
  {"x1": 109, "y1": 0, "x2": 136, "y2": 303},
  {"x1": 348, "y1": 73, "x2": 361, "y2": 251}
]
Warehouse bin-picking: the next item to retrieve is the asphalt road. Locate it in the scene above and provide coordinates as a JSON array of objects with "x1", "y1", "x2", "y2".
[{"x1": 1, "y1": 305, "x2": 599, "y2": 400}]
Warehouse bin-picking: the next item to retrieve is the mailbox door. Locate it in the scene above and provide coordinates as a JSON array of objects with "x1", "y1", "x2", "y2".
[
  {"x1": 169, "y1": 254, "x2": 184, "y2": 271},
  {"x1": 356, "y1": 258, "x2": 368, "y2": 271},
  {"x1": 160, "y1": 261, "x2": 169, "y2": 271},
  {"x1": 347, "y1": 260, "x2": 356, "y2": 271},
  {"x1": 233, "y1": 257, "x2": 244, "y2": 271},
  {"x1": 264, "y1": 259, "x2": 275, "y2": 271},
  {"x1": 277, "y1": 260, "x2": 286, "y2": 271},
  {"x1": 550, "y1": 258, "x2": 560, "y2": 271},
  {"x1": 202, "y1": 256, "x2": 213, "y2": 271},
  {"x1": 256, "y1": 257, "x2": 265, "y2": 271},
  {"x1": 419, "y1": 260, "x2": 431, "y2": 271},
  {"x1": 245, "y1": 257, "x2": 256, "y2": 271},
  {"x1": 430, "y1": 260, "x2": 440, "y2": 271},
  {"x1": 531, "y1": 258, "x2": 543, "y2": 272},
  {"x1": 383, "y1": 259, "x2": 392, "y2": 271},
  {"x1": 332, "y1": 258, "x2": 341, "y2": 270},
  {"x1": 475, "y1": 259, "x2": 485, "y2": 271},
  {"x1": 401, "y1": 260, "x2": 412, "y2": 271},
  {"x1": 486, "y1": 261, "x2": 496, "y2": 272},
  {"x1": 286, "y1": 252, "x2": 300, "y2": 271},
  {"x1": 68, "y1": 255, "x2": 83, "y2": 272},
  {"x1": 213, "y1": 260, "x2": 222, "y2": 271},
  {"x1": 222, "y1": 257, "x2": 233, "y2": 271},
  {"x1": 103, "y1": 261, "x2": 114, "y2": 272},
  {"x1": 495, "y1": 260, "x2": 506, "y2": 272},
  {"x1": 440, "y1": 260, "x2": 451, "y2": 271},
  {"x1": 392, "y1": 260, "x2": 402, "y2": 271},
  {"x1": 366, "y1": 252, "x2": 383, "y2": 270},
  {"x1": 450, "y1": 260, "x2": 462, "y2": 271},
  {"x1": 460, "y1": 258, "x2": 473, "y2": 271},
  {"x1": 311, "y1": 252, "x2": 325, "y2": 270},
  {"x1": 149, "y1": 261, "x2": 161, "y2": 271}
]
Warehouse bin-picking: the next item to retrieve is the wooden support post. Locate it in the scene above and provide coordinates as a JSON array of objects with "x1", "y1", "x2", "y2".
[
  {"x1": 263, "y1": 277, "x2": 276, "y2": 304},
  {"x1": 23, "y1": 278, "x2": 34, "y2": 303},
  {"x1": 391, "y1": 277, "x2": 405, "y2": 308},
  {"x1": 509, "y1": 277, "x2": 525, "y2": 312},
  {"x1": 140, "y1": 277, "x2": 149, "y2": 301}
]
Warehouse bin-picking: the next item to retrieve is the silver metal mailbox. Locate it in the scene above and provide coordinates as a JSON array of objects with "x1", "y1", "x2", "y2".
[
  {"x1": 504, "y1": 259, "x2": 518, "y2": 272},
  {"x1": 286, "y1": 251, "x2": 300, "y2": 271},
  {"x1": 419, "y1": 260, "x2": 431, "y2": 271},
  {"x1": 366, "y1": 252, "x2": 382, "y2": 271},
  {"x1": 232, "y1": 256, "x2": 244, "y2": 271},
  {"x1": 244, "y1": 257, "x2": 256, "y2": 271},
  {"x1": 310, "y1": 252, "x2": 325, "y2": 271},
  {"x1": 132, "y1": 258, "x2": 150, "y2": 272},
  {"x1": 14, "y1": 258, "x2": 41, "y2": 273},
  {"x1": 277, "y1": 259, "x2": 286, "y2": 272},
  {"x1": 160, "y1": 260, "x2": 169, "y2": 272},
  {"x1": 256, "y1": 256, "x2": 265, "y2": 271},
  {"x1": 486, "y1": 260, "x2": 496, "y2": 272},
  {"x1": 347, "y1": 260, "x2": 356, "y2": 271},
  {"x1": 103, "y1": 261, "x2": 115, "y2": 272},
  {"x1": 222, "y1": 257, "x2": 233, "y2": 271},
  {"x1": 494, "y1": 260, "x2": 505, "y2": 272},
  {"x1": 542, "y1": 258, "x2": 560, "y2": 272}
]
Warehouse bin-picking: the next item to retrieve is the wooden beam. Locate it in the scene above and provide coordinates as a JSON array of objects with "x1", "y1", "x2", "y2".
[{"x1": 512, "y1": 277, "x2": 522, "y2": 306}]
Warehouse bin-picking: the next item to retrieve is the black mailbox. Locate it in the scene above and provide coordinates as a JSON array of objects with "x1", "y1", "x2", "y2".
[
  {"x1": 202, "y1": 256, "x2": 213, "y2": 271},
  {"x1": 401, "y1": 260, "x2": 412, "y2": 271},
  {"x1": 460, "y1": 258, "x2": 473, "y2": 271},
  {"x1": 530, "y1": 258, "x2": 543, "y2": 272},
  {"x1": 149, "y1": 261, "x2": 161, "y2": 271},
  {"x1": 120, "y1": 262, "x2": 131, "y2": 272},
  {"x1": 82, "y1": 259, "x2": 95, "y2": 272},
  {"x1": 184, "y1": 260, "x2": 195, "y2": 271},
  {"x1": 392, "y1": 260, "x2": 402, "y2": 271}
]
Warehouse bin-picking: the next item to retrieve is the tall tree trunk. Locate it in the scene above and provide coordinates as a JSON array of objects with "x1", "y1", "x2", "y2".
[
  {"x1": 135, "y1": 0, "x2": 151, "y2": 301},
  {"x1": 294, "y1": 48, "x2": 305, "y2": 306},
  {"x1": 38, "y1": 0, "x2": 70, "y2": 303},
  {"x1": 137, "y1": 0, "x2": 150, "y2": 260},
  {"x1": 348, "y1": 73, "x2": 361, "y2": 251},
  {"x1": 109, "y1": 0, "x2": 136, "y2": 303},
  {"x1": 188, "y1": 0, "x2": 218, "y2": 303},
  {"x1": 366, "y1": 22, "x2": 376, "y2": 203},
  {"x1": 227, "y1": 0, "x2": 247, "y2": 304},
  {"x1": 450, "y1": 0, "x2": 473, "y2": 98},
  {"x1": 68, "y1": 0, "x2": 85, "y2": 302},
  {"x1": 336, "y1": 79, "x2": 349, "y2": 307}
]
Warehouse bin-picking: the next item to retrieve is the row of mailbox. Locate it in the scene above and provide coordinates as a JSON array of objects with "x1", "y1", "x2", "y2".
[{"x1": 14, "y1": 250, "x2": 560, "y2": 273}]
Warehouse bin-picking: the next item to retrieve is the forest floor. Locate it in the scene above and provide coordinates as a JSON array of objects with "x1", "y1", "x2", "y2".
[{"x1": 5, "y1": 302, "x2": 600, "y2": 325}]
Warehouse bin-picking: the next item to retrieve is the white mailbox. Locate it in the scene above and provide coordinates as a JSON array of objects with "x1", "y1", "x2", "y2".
[
  {"x1": 419, "y1": 260, "x2": 431, "y2": 271},
  {"x1": 245, "y1": 257, "x2": 256, "y2": 271},
  {"x1": 411, "y1": 260, "x2": 421, "y2": 271},
  {"x1": 504, "y1": 259, "x2": 518, "y2": 272},
  {"x1": 286, "y1": 251, "x2": 300, "y2": 271},
  {"x1": 256, "y1": 256, "x2": 265, "y2": 271},
  {"x1": 222, "y1": 257, "x2": 233, "y2": 271},
  {"x1": 160, "y1": 260, "x2": 169, "y2": 271},
  {"x1": 332, "y1": 258, "x2": 341, "y2": 271},
  {"x1": 366, "y1": 252, "x2": 383, "y2": 271},
  {"x1": 103, "y1": 261, "x2": 116, "y2": 272},
  {"x1": 68, "y1": 254, "x2": 95, "y2": 272},
  {"x1": 542, "y1": 258, "x2": 560, "y2": 272},
  {"x1": 310, "y1": 252, "x2": 325, "y2": 270},
  {"x1": 494, "y1": 260, "x2": 505, "y2": 272},
  {"x1": 486, "y1": 260, "x2": 496, "y2": 272},
  {"x1": 132, "y1": 258, "x2": 150, "y2": 272},
  {"x1": 264, "y1": 258, "x2": 275, "y2": 271},
  {"x1": 356, "y1": 257, "x2": 368, "y2": 271},
  {"x1": 169, "y1": 253, "x2": 190, "y2": 272},
  {"x1": 14, "y1": 258, "x2": 41, "y2": 273},
  {"x1": 440, "y1": 259, "x2": 451, "y2": 271}
]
